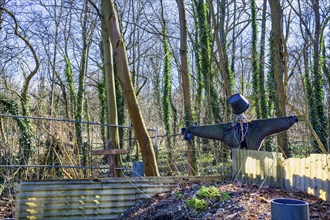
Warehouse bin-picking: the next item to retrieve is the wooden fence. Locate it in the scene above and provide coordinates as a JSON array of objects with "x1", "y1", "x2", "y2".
[{"x1": 232, "y1": 149, "x2": 330, "y2": 201}]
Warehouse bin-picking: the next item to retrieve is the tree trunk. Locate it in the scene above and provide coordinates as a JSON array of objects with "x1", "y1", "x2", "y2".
[
  {"x1": 1, "y1": 7, "x2": 40, "y2": 164},
  {"x1": 96, "y1": 79, "x2": 107, "y2": 148},
  {"x1": 195, "y1": 0, "x2": 220, "y2": 123},
  {"x1": 251, "y1": 0, "x2": 260, "y2": 118},
  {"x1": 208, "y1": 0, "x2": 232, "y2": 99},
  {"x1": 176, "y1": 0, "x2": 197, "y2": 175},
  {"x1": 49, "y1": 0, "x2": 62, "y2": 117},
  {"x1": 107, "y1": 0, "x2": 159, "y2": 176},
  {"x1": 160, "y1": 0, "x2": 173, "y2": 176},
  {"x1": 259, "y1": 0, "x2": 268, "y2": 119},
  {"x1": 312, "y1": 0, "x2": 327, "y2": 148},
  {"x1": 230, "y1": 0, "x2": 237, "y2": 76},
  {"x1": 268, "y1": 0, "x2": 289, "y2": 156},
  {"x1": 101, "y1": 0, "x2": 122, "y2": 177},
  {"x1": 259, "y1": 0, "x2": 271, "y2": 151},
  {"x1": 322, "y1": 35, "x2": 330, "y2": 152},
  {"x1": 75, "y1": 0, "x2": 91, "y2": 167},
  {"x1": 191, "y1": 3, "x2": 202, "y2": 128}
]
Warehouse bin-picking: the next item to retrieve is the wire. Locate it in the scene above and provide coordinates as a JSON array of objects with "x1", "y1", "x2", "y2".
[
  {"x1": 0, "y1": 114, "x2": 157, "y2": 131},
  {"x1": 0, "y1": 164, "x2": 133, "y2": 170}
]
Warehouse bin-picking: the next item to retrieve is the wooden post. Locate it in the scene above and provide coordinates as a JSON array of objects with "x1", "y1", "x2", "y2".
[
  {"x1": 91, "y1": 141, "x2": 129, "y2": 177},
  {"x1": 107, "y1": 141, "x2": 114, "y2": 177}
]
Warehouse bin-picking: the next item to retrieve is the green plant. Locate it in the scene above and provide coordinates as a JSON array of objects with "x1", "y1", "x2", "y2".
[
  {"x1": 186, "y1": 196, "x2": 208, "y2": 210},
  {"x1": 220, "y1": 191, "x2": 231, "y2": 202},
  {"x1": 197, "y1": 186, "x2": 221, "y2": 199},
  {"x1": 174, "y1": 191, "x2": 182, "y2": 199}
]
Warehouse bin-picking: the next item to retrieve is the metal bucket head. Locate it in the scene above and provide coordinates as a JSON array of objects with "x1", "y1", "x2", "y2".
[{"x1": 228, "y1": 93, "x2": 250, "y2": 114}]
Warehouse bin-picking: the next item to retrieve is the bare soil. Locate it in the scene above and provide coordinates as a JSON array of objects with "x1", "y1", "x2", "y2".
[
  {"x1": 1, "y1": 183, "x2": 329, "y2": 219},
  {"x1": 0, "y1": 197, "x2": 14, "y2": 219},
  {"x1": 119, "y1": 183, "x2": 330, "y2": 220}
]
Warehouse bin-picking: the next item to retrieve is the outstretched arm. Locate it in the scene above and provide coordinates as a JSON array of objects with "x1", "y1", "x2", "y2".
[
  {"x1": 188, "y1": 122, "x2": 233, "y2": 142},
  {"x1": 245, "y1": 116, "x2": 298, "y2": 150}
]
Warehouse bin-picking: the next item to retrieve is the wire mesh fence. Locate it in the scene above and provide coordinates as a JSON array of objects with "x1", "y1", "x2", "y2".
[{"x1": 0, "y1": 114, "x2": 232, "y2": 200}]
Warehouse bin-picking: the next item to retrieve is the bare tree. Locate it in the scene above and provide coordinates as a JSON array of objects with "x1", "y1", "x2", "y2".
[
  {"x1": 176, "y1": 0, "x2": 197, "y2": 175},
  {"x1": 268, "y1": 0, "x2": 289, "y2": 156},
  {"x1": 100, "y1": 0, "x2": 122, "y2": 177},
  {"x1": 105, "y1": 0, "x2": 159, "y2": 176}
]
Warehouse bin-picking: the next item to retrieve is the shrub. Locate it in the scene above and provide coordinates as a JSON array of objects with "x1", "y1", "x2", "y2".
[{"x1": 186, "y1": 196, "x2": 208, "y2": 210}]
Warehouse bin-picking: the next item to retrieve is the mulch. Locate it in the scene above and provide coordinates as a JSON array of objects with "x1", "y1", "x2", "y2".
[{"x1": 118, "y1": 183, "x2": 330, "y2": 220}]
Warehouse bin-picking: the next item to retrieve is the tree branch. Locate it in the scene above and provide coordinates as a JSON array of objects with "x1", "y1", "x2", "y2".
[{"x1": 0, "y1": 7, "x2": 40, "y2": 101}]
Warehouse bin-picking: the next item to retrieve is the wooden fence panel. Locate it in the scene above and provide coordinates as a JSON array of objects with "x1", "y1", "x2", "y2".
[
  {"x1": 232, "y1": 149, "x2": 284, "y2": 186},
  {"x1": 283, "y1": 154, "x2": 330, "y2": 201},
  {"x1": 232, "y1": 149, "x2": 330, "y2": 201}
]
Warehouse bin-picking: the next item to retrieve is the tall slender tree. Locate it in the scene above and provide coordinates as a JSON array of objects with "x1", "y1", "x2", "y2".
[
  {"x1": 0, "y1": 7, "x2": 40, "y2": 164},
  {"x1": 101, "y1": 0, "x2": 122, "y2": 177},
  {"x1": 195, "y1": 0, "x2": 222, "y2": 123},
  {"x1": 75, "y1": 0, "x2": 94, "y2": 167},
  {"x1": 251, "y1": 0, "x2": 260, "y2": 118},
  {"x1": 268, "y1": 0, "x2": 289, "y2": 156},
  {"x1": 259, "y1": 0, "x2": 268, "y2": 119},
  {"x1": 312, "y1": 0, "x2": 327, "y2": 148},
  {"x1": 208, "y1": 0, "x2": 232, "y2": 99},
  {"x1": 176, "y1": 0, "x2": 197, "y2": 175},
  {"x1": 106, "y1": 0, "x2": 159, "y2": 176},
  {"x1": 191, "y1": 3, "x2": 203, "y2": 125},
  {"x1": 160, "y1": 0, "x2": 173, "y2": 175}
]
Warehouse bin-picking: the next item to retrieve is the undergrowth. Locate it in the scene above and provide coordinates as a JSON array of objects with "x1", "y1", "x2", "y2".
[{"x1": 186, "y1": 186, "x2": 231, "y2": 211}]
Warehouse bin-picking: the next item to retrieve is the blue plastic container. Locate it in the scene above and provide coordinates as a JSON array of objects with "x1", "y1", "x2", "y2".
[
  {"x1": 132, "y1": 161, "x2": 145, "y2": 177},
  {"x1": 271, "y1": 198, "x2": 309, "y2": 220},
  {"x1": 228, "y1": 93, "x2": 250, "y2": 114}
]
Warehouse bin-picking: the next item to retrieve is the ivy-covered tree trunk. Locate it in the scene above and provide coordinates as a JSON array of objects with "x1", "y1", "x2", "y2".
[
  {"x1": 230, "y1": 0, "x2": 237, "y2": 76},
  {"x1": 177, "y1": 0, "x2": 197, "y2": 175},
  {"x1": 251, "y1": 0, "x2": 260, "y2": 118},
  {"x1": 0, "y1": 7, "x2": 40, "y2": 165},
  {"x1": 116, "y1": 75, "x2": 125, "y2": 151},
  {"x1": 195, "y1": 0, "x2": 222, "y2": 124},
  {"x1": 191, "y1": 3, "x2": 203, "y2": 155},
  {"x1": 75, "y1": 0, "x2": 91, "y2": 168},
  {"x1": 106, "y1": 0, "x2": 159, "y2": 176},
  {"x1": 191, "y1": 3, "x2": 202, "y2": 126},
  {"x1": 268, "y1": 0, "x2": 289, "y2": 157},
  {"x1": 97, "y1": 79, "x2": 107, "y2": 148},
  {"x1": 311, "y1": 0, "x2": 327, "y2": 149},
  {"x1": 259, "y1": 0, "x2": 268, "y2": 119},
  {"x1": 64, "y1": 56, "x2": 76, "y2": 119},
  {"x1": 322, "y1": 36, "x2": 330, "y2": 151},
  {"x1": 160, "y1": 0, "x2": 173, "y2": 175}
]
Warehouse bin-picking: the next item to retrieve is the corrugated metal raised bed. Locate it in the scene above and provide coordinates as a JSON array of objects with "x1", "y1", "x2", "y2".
[{"x1": 15, "y1": 177, "x2": 178, "y2": 220}]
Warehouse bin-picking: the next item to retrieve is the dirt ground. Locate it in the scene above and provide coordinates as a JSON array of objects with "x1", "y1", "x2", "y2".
[
  {"x1": 1, "y1": 182, "x2": 329, "y2": 219},
  {"x1": 119, "y1": 183, "x2": 330, "y2": 220},
  {"x1": 0, "y1": 197, "x2": 14, "y2": 219}
]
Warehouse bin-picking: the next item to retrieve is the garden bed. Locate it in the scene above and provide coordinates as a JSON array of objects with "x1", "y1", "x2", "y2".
[{"x1": 119, "y1": 183, "x2": 330, "y2": 220}]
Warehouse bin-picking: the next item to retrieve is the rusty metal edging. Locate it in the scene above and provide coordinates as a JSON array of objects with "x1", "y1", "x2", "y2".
[{"x1": 15, "y1": 176, "x2": 228, "y2": 220}]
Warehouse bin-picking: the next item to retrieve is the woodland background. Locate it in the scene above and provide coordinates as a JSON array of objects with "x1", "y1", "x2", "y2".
[{"x1": 0, "y1": 0, "x2": 329, "y2": 183}]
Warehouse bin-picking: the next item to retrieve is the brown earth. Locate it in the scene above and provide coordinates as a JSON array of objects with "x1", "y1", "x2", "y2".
[
  {"x1": 1, "y1": 183, "x2": 329, "y2": 219},
  {"x1": 0, "y1": 197, "x2": 14, "y2": 219},
  {"x1": 119, "y1": 183, "x2": 330, "y2": 220}
]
